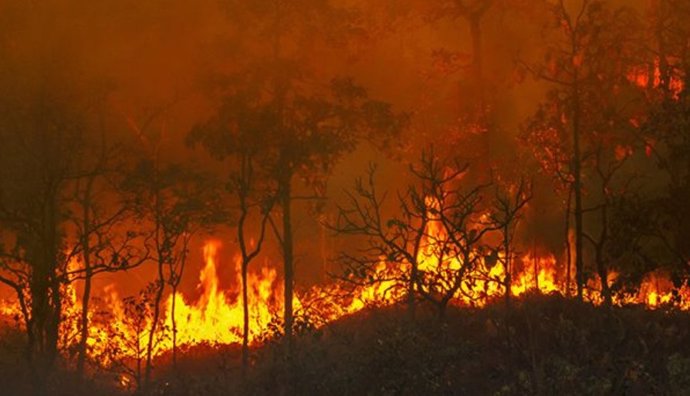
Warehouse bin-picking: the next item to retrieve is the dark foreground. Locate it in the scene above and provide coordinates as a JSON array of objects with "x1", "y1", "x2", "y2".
[{"x1": 2, "y1": 293, "x2": 690, "y2": 395}]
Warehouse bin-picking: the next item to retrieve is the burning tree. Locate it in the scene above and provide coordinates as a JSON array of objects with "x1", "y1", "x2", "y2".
[
  {"x1": 68, "y1": 128, "x2": 153, "y2": 382},
  {"x1": 521, "y1": 0, "x2": 644, "y2": 301},
  {"x1": 124, "y1": 156, "x2": 225, "y2": 390},
  {"x1": 96, "y1": 281, "x2": 169, "y2": 391},
  {"x1": 187, "y1": 85, "x2": 278, "y2": 376},
  {"x1": 0, "y1": 76, "x2": 154, "y2": 389},
  {"x1": 332, "y1": 150, "x2": 528, "y2": 318},
  {"x1": 638, "y1": 0, "x2": 690, "y2": 279},
  {"x1": 191, "y1": 62, "x2": 407, "y2": 364},
  {"x1": 196, "y1": 1, "x2": 410, "y2": 367},
  {"x1": 485, "y1": 176, "x2": 532, "y2": 307}
]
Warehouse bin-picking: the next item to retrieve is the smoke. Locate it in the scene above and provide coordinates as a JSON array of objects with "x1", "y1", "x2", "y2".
[{"x1": 0, "y1": 0, "x2": 650, "y2": 297}]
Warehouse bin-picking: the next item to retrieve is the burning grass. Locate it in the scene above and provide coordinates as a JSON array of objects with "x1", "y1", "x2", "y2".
[
  {"x1": 3, "y1": 238, "x2": 690, "y2": 394},
  {"x1": 2, "y1": 293, "x2": 689, "y2": 395}
]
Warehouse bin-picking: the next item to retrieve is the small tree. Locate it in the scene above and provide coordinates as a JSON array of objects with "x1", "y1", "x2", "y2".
[
  {"x1": 188, "y1": 99, "x2": 277, "y2": 376},
  {"x1": 333, "y1": 150, "x2": 501, "y2": 318},
  {"x1": 485, "y1": 177, "x2": 532, "y2": 308},
  {"x1": 332, "y1": 162, "x2": 428, "y2": 319},
  {"x1": 119, "y1": 109, "x2": 226, "y2": 388},
  {"x1": 124, "y1": 159, "x2": 224, "y2": 389},
  {"x1": 69, "y1": 128, "x2": 152, "y2": 382},
  {"x1": 97, "y1": 282, "x2": 168, "y2": 392}
]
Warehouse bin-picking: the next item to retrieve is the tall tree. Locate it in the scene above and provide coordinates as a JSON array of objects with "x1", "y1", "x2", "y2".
[
  {"x1": 639, "y1": 0, "x2": 690, "y2": 276},
  {"x1": 0, "y1": 79, "x2": 91, "y2": 387},
  {"x1": 187, "y1": 88, "x2": 277, "y2": 376},
  {"x1": 70, "y1": 127, "x2": 151, "y2": 382},
  {"x1": 521, "y1": 0, "x2": 642, "y2": 300},
  {"x1": 213, "y1": 1, "x2": 408, "y2": 361},
  {"x1": 123, "y1": 114, "x2": 225, "y2": 390},
  {"x1": 192, "y1": 65, "x2": 407, "y2": 361}
]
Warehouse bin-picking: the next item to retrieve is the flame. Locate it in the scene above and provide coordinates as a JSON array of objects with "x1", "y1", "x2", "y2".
[
  {"x1": 627, "y1": 57, "x2": 685, "y2": 98},
  {"x1": 1, "y1": 234, "x2": 690, "y2": 381},
  {"x1": 163, "y1": 240, "x2": 281, "y2": 347}
]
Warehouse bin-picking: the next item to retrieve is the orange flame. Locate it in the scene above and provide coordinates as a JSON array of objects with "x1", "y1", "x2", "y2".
[{"x1": 1, "y1": 236, "x2": 690, "y2": 379}]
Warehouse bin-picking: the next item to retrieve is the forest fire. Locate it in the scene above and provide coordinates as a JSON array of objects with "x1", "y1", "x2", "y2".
[
  {"x1": 2, "y1": 0, "x2": 690, "y2": 394},
  {"x1": 3, "y1": 234, "x2": 687, "y2": 372}
]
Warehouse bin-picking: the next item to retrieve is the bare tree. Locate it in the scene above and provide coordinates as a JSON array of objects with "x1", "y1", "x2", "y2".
[
  {"x1": 332, "y1": 162, "x2": 427, "y2": 319},
  {"x1": 68, "y1": 124, "x2": 153, "y2": 382},
  {"x1": 332, "y1": 150, "x2": 507, "y2": 318},
  {"x1": 582, "y1": 145, "x2": 634, "y2": 306},
  {"x1": 485, "y1": 177, "x2": 532, "y2": 307}
]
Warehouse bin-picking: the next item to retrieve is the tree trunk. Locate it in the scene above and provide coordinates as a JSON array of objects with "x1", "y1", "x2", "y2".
[
  {"x1": 407, "y1": 262, "x2": 417, "y2": 320},
  {"x1": 30, "y1": 197, "x2": 61, "y2": 388},
  {"x1": 572, "y1": 70, "x2": 585, "y2": 302},
  {"x1": 281, "y1": 177, "x2": 294, "y2": 358},
  {"x1": 597, "y1": 206, "x2": 612, "y2": 307},
  {"x1": 45, "y1": 272, "x2": 61, "y2": 376},
  {"x1": 77, "y1": 178, "x2": 94, "y2": 382},
  {"x1": 144, "y1": 278, "x2": 164, "y2": 390},
  {"x1": 564, "y1": 187, "x2": 573, "y2": 297},
  {"x1": 503, "y1": 224, "x2": 511, "y2": 308},
  {"x1": 241, "y1": 260, "x2": 249, "y2": 377},
  {"x1": 76, "y1": 268, "x2": 92, "y2": 381},
  {"x1": 171, "y1": 283, "x2": 178, "y2": 368},
  {"x1": 596, "y1": 254, "x2": 611, "y2": 307},
  {"x1": 145, "y1": 165, "x2": 165, "y2": 390}
]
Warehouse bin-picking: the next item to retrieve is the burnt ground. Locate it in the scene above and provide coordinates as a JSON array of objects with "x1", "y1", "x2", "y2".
[{"x1": 2, "y1": 293, "x2": 690, "y2": 395}]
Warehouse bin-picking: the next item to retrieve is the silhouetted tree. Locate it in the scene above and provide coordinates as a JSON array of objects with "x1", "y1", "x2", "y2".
[
  {"x1": 64, "y1": 115, "x2": 159, "y2": 382},
  {"x1": 333, "y1": 150, "x2": 508, "y2": 318},
  {"x1": 187, "y1": 92, "x2": 277, "y2": 377},
  {"x1": 521, "y1": 0, "x2": 643, "y2": 300},
  {"x1": 122, "y1": 113, "x2": 225, "y2": 390},
  {"x1": 486, "y1": 177, "x2": 532, "y2": 307}
]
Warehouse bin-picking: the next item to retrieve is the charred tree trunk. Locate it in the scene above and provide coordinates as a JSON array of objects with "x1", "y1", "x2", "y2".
[
  {"x1": 241, "y1": 259, "x2": 250, "y2": 375},
  {"x1": 145, "y1": 181, "x2": 165, "y2": 391},
  {"x1": 572, "y1": 67, "x2": 585, "y2": 302},
  {"x1": 77, "y1": 176, "x2": 95, "y2": 382},
  {"x1": 238, "y1": 190, "x2": 251, "y2": 378},
  {"x1": 281, "y1": 177, "x2": 294, "y2": 358},
  {"x1": 171, "y1": 283, "x2": 178, "y2": 367},
  {"x1": 596, "y1": 206, "x2": 612, "y2": 307},
  {"x1": 407, "y1": 262, "x2": 418, "y2": 320},
  {"x1": 564, "y1": 186, "x2": 573, "y2": 297},
  {"x1": 145, "y1": 277, "x2": 164, "y2": 390},
  {"x1": 595, "y1": 250, "x2": 611, "y2": 307},
  {"x1": 77, "y1": 267, "x2": 92, "y2": 380},
  {"x1": 29, "y1": 193, "x2": 62, "y2": 389},
  {"x1": 47, "y1": 274, "x2": 61, "y2": 366},
  {"x1": 503, "y1": 223, "x2": 511, "y2": 308}
]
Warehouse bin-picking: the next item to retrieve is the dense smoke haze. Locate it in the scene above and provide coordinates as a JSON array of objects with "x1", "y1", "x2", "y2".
[{"x1": 1, "y1": 0, "x2": 555, "y2": 293}]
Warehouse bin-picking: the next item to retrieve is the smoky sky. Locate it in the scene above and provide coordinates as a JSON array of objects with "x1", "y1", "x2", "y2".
[{"x1": 0, "y1": 0, "x2": 652, "y2": 297}]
